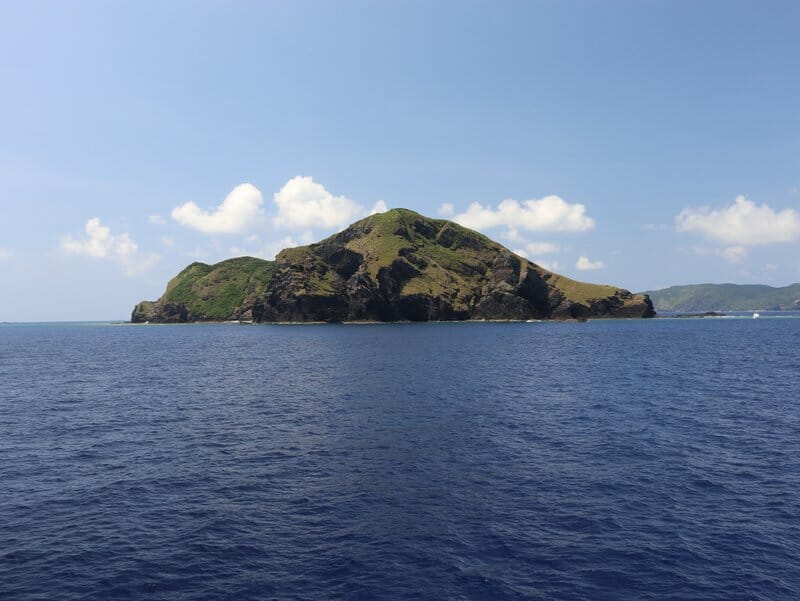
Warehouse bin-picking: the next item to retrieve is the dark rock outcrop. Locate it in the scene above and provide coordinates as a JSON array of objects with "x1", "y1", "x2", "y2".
[{"x1": 253, "y1": 209, "x2": 654, "y2": 322}]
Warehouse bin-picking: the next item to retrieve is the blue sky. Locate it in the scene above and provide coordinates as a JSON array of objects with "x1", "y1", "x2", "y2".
[{"x1": 1, "y1": 0, "x2": 799, "y2": 320}]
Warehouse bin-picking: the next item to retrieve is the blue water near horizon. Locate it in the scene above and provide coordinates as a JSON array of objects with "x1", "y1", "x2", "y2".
[{"x1": 2, "y1": 319, "x2": 799, "y2": 599}]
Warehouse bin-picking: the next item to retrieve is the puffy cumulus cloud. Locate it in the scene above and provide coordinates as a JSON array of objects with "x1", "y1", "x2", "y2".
[
  {"x1": 369, "y1": 200, "x2": 389, "y2": 215},
  {"x1": 576, "y1": 256, "x2": 605, "y2": 271},
  {"x1": 676, "y1": 196, "x2": 800, "y2": 245},
  {"x1": 61, "y1": 218, "x2": 159, "y2": 275},
  {"x1": 62, "y1": 218, "x2": 138, "y2": 259},
  {"x1": 172, "y1": 183, "x2": 264, "y2": 234},
  {"x1": 452, "y1": 196, "x2": 595, "y2": 233},
  {"x1": 438, "y1": 203, "x2": 455, "y2": 217},
  {"x1": 273, "y1": 176, "x2": 364, "y2": 230},
  {"x1": 148, "y1": 214, "x2": 167, "y2": 225}
]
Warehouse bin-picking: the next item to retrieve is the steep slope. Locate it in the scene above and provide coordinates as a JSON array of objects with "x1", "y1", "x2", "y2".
[
  {"x1": 643, "y1": 283, "x2": 800, "y2": 312},
  {"x1": 255, "y1": 209, "x2": 654, "y2": 321},
  {"x1": 131, "y1": 257, "x2": 275, "y2": 322},
  {"x1": 132, "y1": 209, "x2": 654, "y2": 323}
]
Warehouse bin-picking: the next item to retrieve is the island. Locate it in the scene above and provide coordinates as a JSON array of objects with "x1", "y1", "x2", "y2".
[
  {"x1": 642, "y1": 283, "x2": 800, "y2": 312},
  {"x1": 132, "y1": 208, "x2": 655, "y2": 323}
]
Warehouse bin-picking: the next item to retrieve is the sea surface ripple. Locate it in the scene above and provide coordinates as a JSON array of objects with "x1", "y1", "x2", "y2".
[{"x1": 1, "y1": 318, "x2": 799, "y2": 599}]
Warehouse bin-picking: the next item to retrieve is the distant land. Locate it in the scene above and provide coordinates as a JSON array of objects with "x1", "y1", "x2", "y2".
[
  {"x1": 642, "y1": 283, "x2": 800, "y2": 312},
  {"x1": 132, "y1": 209, "x2": 654, "y2": 323}
]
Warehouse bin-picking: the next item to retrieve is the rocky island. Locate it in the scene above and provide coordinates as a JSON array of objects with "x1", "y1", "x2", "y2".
[{"x1": 132, "y1": 209, "x2": 655, "y2": 323}]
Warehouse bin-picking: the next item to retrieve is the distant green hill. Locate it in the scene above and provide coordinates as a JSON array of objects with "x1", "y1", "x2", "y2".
[
  {"x1": 132, "y1": 257, "x2": 275, "y2": 322},
  {"x1": 642, "y1": 283, "x2": 800, "y2": 312}
]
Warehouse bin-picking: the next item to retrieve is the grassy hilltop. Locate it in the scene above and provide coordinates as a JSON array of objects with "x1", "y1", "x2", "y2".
[{"x1": 132, "y1": 257, "x2": 274, "y2": 322}]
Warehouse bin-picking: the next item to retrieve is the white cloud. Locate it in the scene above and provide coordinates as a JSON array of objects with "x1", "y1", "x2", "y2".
[
  {"x1": 172, "y1": 183, "x2": 265, "y2": 234},
  {"x1": 452, "y1": 196, "x2": 595, "y2": 232},
  {"x1": 62, "y1": 218, "x2": 138, "y2": 259},
  {"x1": 504, "y1": 228, "x2": 524, "y2": 243},
  {"x1": 676, "y1": 196, "x2": 800, "y2": 245},
  {"x1": 370, "y1": 200, "x2": 388, "y2": 215},
  {"x1": 0, "y1": 248, "x2": 12, "y2": 260},
  {"x1": 535, "y1": 259, "x2": 561, "y2": 271},
  {"x1": 513, "y1": 250, "x2": 561, "y2": 271},
  {"x1": 61, "y1": 218, "x2": 159, "y2": 275},
  {"x1": 720, "y1": 245, "x2": 748, "y2": 263},
  {"x1": 526, "y1": 241, "x2": 559, "y2": 255},
  {"x1": 160, "y1": 236, "x2": 176, "y2": 248},
  {"x1": 148, "y1": 214, "x2": 167, "y2": 225},
  {"x1": 273, "y1": 176, "x2": 363, "y2": 230},
  {"x1": 690, "y1": 244, "x2": 749, "y2": 264},
  {"x1": 511, "y1": 241, "x2": 559, "y2": 258},
  {"x1": 511, "y1": 234, "x2": 562, "y2": 270},
  {"x1": 230, "y1": 235, "x2": 300, "y2": 261},
  {"x1": 576, "y1": 256, "x2": 605, "y2": 270},
  {"x1": 438, "y1": 202, "x2": 455, "y2": 217}
]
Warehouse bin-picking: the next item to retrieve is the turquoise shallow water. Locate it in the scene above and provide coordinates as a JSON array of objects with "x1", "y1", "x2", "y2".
[{"x1": 1, "y1": 318, "x2": 799, "y2": 599}]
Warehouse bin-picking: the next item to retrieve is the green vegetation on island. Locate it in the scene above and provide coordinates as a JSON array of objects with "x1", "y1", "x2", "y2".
[
  {"x1": 642, "y1": 283, "x2": 800, "y2": 312},
  {"x1": 133, "y1": 208, "x2": 655, "y2": 323},
  {"x1": 132, "y1": 257, "x2": 275, "y2": 322}
]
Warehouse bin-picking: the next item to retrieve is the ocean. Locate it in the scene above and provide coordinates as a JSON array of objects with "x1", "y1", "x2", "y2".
[{"x1": 2, "y1": 316, "x2": 799, "y2": 600}]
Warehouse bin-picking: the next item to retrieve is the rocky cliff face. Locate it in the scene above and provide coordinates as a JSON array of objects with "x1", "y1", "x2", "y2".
[
  {"x1": 132, "y1": 209, "x2": 654, "y2": 323},
  {"x1": 254, "y1": 209, "x2": 654, "y2": 322}
]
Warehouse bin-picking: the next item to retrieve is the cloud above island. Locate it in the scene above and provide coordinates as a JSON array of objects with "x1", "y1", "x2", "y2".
[
  {"x1": 163, "y1": 180, "x2": 614, "y2": 278},
  {"x1": 676, "y1": 196, "x2": 800, "y2": 245},
  {"x1": 576, "y1": 256, "x2": 605, "y2": 270},
  {"x1": 272, "y1": 177, "x2": 389, "y2": 230},
  {"x1": 518, "y1": 241, "x2": 559, "y2": 255},
  {"x1": 172, "y1": 183, "x2": 265, "y2": 234},
  {"x1": 61, "y1": 218, "x2": 159, "y2": 275},
  {"x1": 273, "y1": 176, "x2": 366, "y2": 230},
  {"x1": 436, "y1": 195, "x2": 600, "y2": 278},
  {"x1": 171, "y1": 177, "x2": 391, "y2": 240},
  {"x1": 447, "y1": 196, "x2": 595, "y2": 233}
]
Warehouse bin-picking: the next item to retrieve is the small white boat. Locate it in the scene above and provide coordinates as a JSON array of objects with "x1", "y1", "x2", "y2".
[{"x1": 752, "y1": 312, "x2": 760, "y2": 319}]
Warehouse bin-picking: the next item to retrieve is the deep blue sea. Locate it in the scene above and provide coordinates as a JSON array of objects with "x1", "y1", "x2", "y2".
[{"x1": 2, "y1": 316, "x2": 800, "y2": 600}]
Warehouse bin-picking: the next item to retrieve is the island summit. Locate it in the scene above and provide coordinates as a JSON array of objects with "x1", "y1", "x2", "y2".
[{"x1": 132, "y1": 209, "x2": 655, "y2": 323}]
